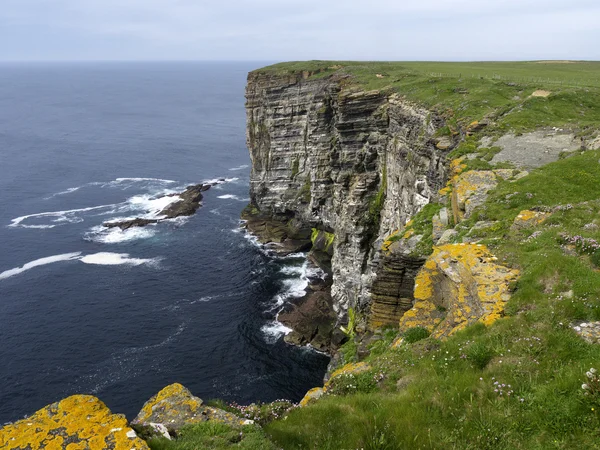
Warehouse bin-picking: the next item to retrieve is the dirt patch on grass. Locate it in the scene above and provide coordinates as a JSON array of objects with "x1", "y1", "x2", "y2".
[{"x1": 531, "y1": 90, "x2": 551, "y2": 98}]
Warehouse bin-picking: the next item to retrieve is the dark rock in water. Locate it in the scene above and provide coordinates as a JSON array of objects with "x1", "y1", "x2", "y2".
[
  {"x1": 104, "y1": 218, "x2": 159, "y2": 230},
  {"x1": 241, "y1": 204, "x2": 313, "y2": 256},
  {"x1": 201, "y1": 184, "x2": 211, "y2": 191},
  {"x1": 279, "y1": 279, "x2": 337, "y2": 353},
  {"x1": 160, "y1": 184, "x2": 204, "y2": 218},
  {"x1": 102, "y1": 183, "x2": 205, "y2": 229}
]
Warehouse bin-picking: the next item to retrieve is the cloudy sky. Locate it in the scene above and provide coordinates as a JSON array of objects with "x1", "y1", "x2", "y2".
[{"x1": 1, "y1": 0, "x2": 599, "y2": 61}]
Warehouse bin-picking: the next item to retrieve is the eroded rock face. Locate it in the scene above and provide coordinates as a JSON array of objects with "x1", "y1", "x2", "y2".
[
  {"x1": 369, "y1": 236, "x2": 427, "y2": 329},
  {"x1": 399, "y1": 244, "x2": 520, "y2": 338},
  {"x1": 246, "y1": 71, "x2": 447, "y2": 320},
  {"x1": 131, "y1": 383, "x2": 246, "y2": 439},
  {"x1": 0, "y1": 395, "x2": 148, "y2": 450}
]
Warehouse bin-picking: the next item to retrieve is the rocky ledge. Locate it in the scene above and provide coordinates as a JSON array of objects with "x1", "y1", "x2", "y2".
[
  {"x1": 104, "y1": 182, "x2": 217, "y2": 230},
  {"x1": 0, "y1": 383, "x2": 253, "y2": 449}
]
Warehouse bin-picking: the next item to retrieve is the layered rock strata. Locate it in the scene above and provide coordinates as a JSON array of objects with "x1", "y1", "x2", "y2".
[{"x1": 245, "y1": 70, "x2": 447, "y2": 322}]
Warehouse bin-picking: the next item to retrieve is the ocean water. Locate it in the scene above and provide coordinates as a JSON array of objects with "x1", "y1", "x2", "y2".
[{"x1": 0, "y1": 62, "x2": 329, "y2": 423}]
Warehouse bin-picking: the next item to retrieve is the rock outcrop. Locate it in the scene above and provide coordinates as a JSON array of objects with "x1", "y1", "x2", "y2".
[
  {"x1": 104, "y1": 183, "x2": 209, "y2": 230},
  {"x1": 0, "y1": 395, "x2": 148, "y2": 450},
  {"x1": 398, "y1": 244, "x2": 520, "y2": 338},
  {"x1": 245, "y1": 70, "x2": 447, "y2": 322},
  {"x1": 131, "y1": 383, "x2": 248, "y2": 440}
]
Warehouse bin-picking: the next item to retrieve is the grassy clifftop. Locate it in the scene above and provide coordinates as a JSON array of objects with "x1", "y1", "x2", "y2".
[
  {"x1": 254, "y1": 61, "x2": 600, "y2": 135},
  {"x1": 148, "y1": 62, "x2": 600, "y2": 449}
]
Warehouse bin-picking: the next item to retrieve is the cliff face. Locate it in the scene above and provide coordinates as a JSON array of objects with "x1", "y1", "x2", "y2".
[{"x1": 245, "y1": 71, "x2": 447, "y2": 320}]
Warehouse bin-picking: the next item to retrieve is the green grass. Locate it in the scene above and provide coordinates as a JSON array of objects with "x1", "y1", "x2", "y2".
[
  {"x1": 254, "y1": 61, "x2": 600, "y2": 135},
  {"x1": 147, "y1": 422, "x2": 276, "y2": 450},
  {"x1": 259, "y1": 150, "x2": 600, "y2": 449},
  {"x1": 147, "y1": 422, "x2": 277, "y2": 450}
]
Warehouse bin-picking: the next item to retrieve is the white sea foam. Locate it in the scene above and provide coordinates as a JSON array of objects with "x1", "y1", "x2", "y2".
[
  {"x1": 100, "y1": 178, "x2": 177, "y2": 189},
  {"x1": 217, "y1": 194, "x2": 250, "y2": 202},
  {"x1": 44, "y1": 186, "x2": 82, "y2": 199},
  {"x1": 229, "y1": 165, "x2": 249, "y2": 171},
  {"x1": 85, "y1": 225, "x2": 157, "y2": 244},
  {"x1": 0, "y1": 252, "x2": 82, "y2": 280},
  {"x1": 79, "y1": 252, "x2": 160, "y2": 266},
  {"x1": 126, "y1": 194, "x2": 181, "y2": 217},
  {"x1": 203, "y1": 177, "x2": 239, "y2": 185},
  {"x1": 261, "y1": 321, "x2": 293, "y2": 344},
  {"x1": 9, "y1": 204, "x2": 119, "y2": 229},
  {"x1": 114, "y1": 177, "x2": 176, "y2": 184},
  {"x1": 271, "y1": 260, "x2": 326, "y2": 309}
]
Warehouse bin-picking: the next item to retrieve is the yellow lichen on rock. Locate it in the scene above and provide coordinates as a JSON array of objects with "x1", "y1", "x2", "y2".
[
  {"x1": 325, "y1": 362, "x2": 371, "y2": 389},
  {"x1": 299, "y1": 387, "x2": 325, "y2": 407},
  {"x1": 136, "y1": 382, "x2": 202, "y2": 424},
  {"x1": 512, "y1": 209, "x2": 550, "y2": 230},
  {"x1": 381, "y1": 229, "x2": 399, "y2": 253},
  {"x1": 0, "y1": 395, "x2": 148, "y2": 450},
  {"x1": 132, "y1": 383, "x2": 246, "y2": 439},
  {"x1": 452, "y1": 170, "x2": 498, "y2": 221},
  {"x1": 399, "y1": 244, "x2": 519, "y2": 339}
]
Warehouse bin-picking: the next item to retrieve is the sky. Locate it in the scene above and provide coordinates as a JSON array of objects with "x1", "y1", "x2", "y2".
[{"x1": 1, "y1": 0, "x2": 599, "y2": 62}]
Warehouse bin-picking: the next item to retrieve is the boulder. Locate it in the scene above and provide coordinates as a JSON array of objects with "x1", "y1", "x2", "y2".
[
  {"x1": 511, "y1": 210, "x2": 550, "y2": 230},
  {"x1": 299, "y1": 388, "x2": 325, "y2": 407},
  {"x1": 279, "y1": 282, "x2": 337, "y2": 352},
  {"x1": 452, "y1": 170, "x2": 498, "y2": 221},
  {"x1": 131, "y1": 383, "x2": 246, "y2": 440},
  {"x1": 0, "y1": 395, "x2": 148, "y2": 450},
  {"x1": 399, "y1": 244, "x2": 520, "y2": 339},
  {"x1": 160, "y1": 184, "x2": 204, "y2": 218}
]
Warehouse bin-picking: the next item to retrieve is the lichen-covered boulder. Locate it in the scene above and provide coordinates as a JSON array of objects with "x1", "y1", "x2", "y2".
[
  {"x1": 452, "y1": 170, "x2": 498, "y2": 221},
  {"x1": 131, "y1": 383, "x2": 246, "y2": 439},
  {"x1": 299, "y1": 388, "x2": 325, "y2": 407},
  {"x1": 325, "y1": 362, "x2": 371, "y2": 388},
  {"x1": 511, "y1": 209, "x2": 550, "y2": 230},
  {"x1": 399, "y1": 244, "x2": 520, "y2": 339},
  {"x1": 0, "y1": 395, "x2": 148, "y2": 450}
]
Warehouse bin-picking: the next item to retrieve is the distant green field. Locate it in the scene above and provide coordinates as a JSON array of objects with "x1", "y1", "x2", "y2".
[
  {"x1": 255, "y1": 61, "x2": 600, "y2": 134},
  {"x1": 259, "y1": 60, "x2": 600, "y2": 88}
]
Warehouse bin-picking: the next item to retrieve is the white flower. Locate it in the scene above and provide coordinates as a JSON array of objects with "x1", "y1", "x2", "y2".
[
  {"x1": 587, "y1": 371, "x2": 594, "y2": 379},
  {"x1": 582, "y1": 384, "x2": 591, "y2": 390},
  {"x1": 591, "y1": 368, "x2": 597, "y2": 374}
]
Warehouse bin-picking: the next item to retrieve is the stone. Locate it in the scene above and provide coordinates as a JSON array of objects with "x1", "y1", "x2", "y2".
[
  {"x1": 435, "y1": 136, "x2": 453, "y2": 150},
  {"x1": 437, "y1": 229, "x2": 458, "y2": 245},
  {"x1": 0, "y1": 395, "x2": 148, "y2": 450},
  {"x1": 104, "y1": 218, "x2": 159, "y2": 230},
  {"x1": 279, "y1": 284, "x2": 337, "y2": 352},
  {"x1": 299, "y1": 388, "x2": 325, "y2": 407},
  {"x1": 325, "y1": 362, "x2": 371, "y2": 388},
  {"x1": 132, "y1": 383, "x2": 246, "y2": 439},
  {"x1": 511, "y1": 210, "x2": 550, "y2": 230},
  {"x1": 103, "y1": 183, "x2": 206, "y2": 229},
  {"x1": 573, "y1": 321, "x2": 600, "y2": 344},
  {"x1": 491, "y1": 131, "x2": 580, "y2": 169},
  {"x1": 432, "y1": 207, "x2": 449, "y2": 242},
  {"x1": 398, "y1": 244, "x2": 520, "y2": 339},
  {"x1": 452, "y1": 170, "x2": 498, "y2": 221}
]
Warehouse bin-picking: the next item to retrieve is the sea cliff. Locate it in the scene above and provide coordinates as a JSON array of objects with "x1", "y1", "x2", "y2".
[
  {"x1": 4, "y1": 61, "x2": 600, "y2": 449},
  {"x1": 244, "y1": 69, "x2": 448, "y2": 341}
]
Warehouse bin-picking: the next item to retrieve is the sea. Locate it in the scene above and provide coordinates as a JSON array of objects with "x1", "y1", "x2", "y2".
[{"x1": 0, "y1": 61, "x2": 329, "y2": 424}]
